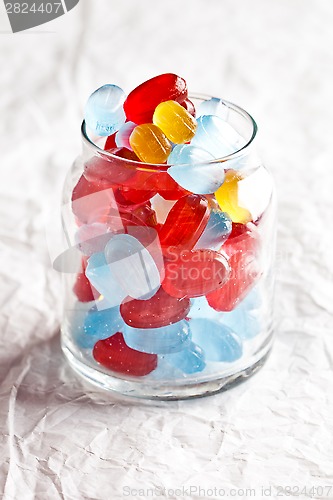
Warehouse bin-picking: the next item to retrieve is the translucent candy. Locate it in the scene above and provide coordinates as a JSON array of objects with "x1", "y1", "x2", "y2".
[
  {"x1": 197, "y1": 98, "x2": 229, "y2": 120},
  {"x1": 124, "y1": 73, "x2": 188, "y2": 124},
  {"x1": 166, "y1": 341, "x2": 206, "y2": 374},
  {"x1": 85, "y1": 252, "x2": 127, "y2": 307},
  {"x1": 153, "y1": 100, "x2": 197, "y2": 144},
  {"x1": 75, "y1": 222, "x2": 113, "y2": 256},
  {"x1": 195, "y1": 210, "x2": 232, "y2": 249},
  {"x1": 115, "y1": 121, "x2": 136, "y2": 150},
  {"x1": 214, "y1": 170, "x2": 252, "y2": 223},
  {"x1": 190, "y1": 318, "x2": 243, "y2": 362},
  {"x1": 93, "y1": 332, "x2": 158, "y2": 376},
  {"x1": 123, "y1": 320, "x2": 190, "y2": 354},
  {"x1": 206, "y1": 223, "x2": 260, "y2": 311},
  {"x1": 162, "y1": 249, "x2": 229, "y2": 298},
  {"x1": 181, "y1": 98, "x2": 196, "y2": 117},
  {"x1": 73, "y1": 272, "x2": 97, "y2": 302},
  {"x1": 120, "y1": 287, "x2": 191, "y2": 329},
  {"x1": 83, "y1": 149, "x2": 137, "y2": 187},
  {"x1": 104, "y1": 233, "x2": 161, "y2": 301},
  {"x1": 158, "y1": 194, "x2": 210, "y2": 252},
  {"x1": 84, "y1": 84, "x2": 126, "y2": 137},
  {"x1": 167, "y1": 144, "x2": 226, "y2": 194},
  {"x1": 191, "y1": 115, "x2": 244, "y2": 158},
  {"x1": 76, "y1": 306, "x2": 124, "y2": 348},
  {"x1": 221, "y1": 290, "x2": 261, "y2": 340},
  {"x1": 129, "y1": 124, "x2": 172, "y2": 164}
]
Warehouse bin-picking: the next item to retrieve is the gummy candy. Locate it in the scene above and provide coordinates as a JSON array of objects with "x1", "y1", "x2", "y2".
[
  {"x1": 162, "y1": 249, "x2": 229, "y2": 298},
  {"x1": 158, "y1": 194, "x2": 210, "y2": 251},
  {"x1": 84, "y1": 149, "x2": 137, "y2": 187},
  {"x1": 85, "y1": 84, "x2": 126, "y2": 137},
  {"x1": 206, "y1": 222, "x2": 260, "y2": 311},
  {"x1": 120, "y1": 287, "x2": 191, "y2": 329},
  {"x1": 115, "y1": 121, "x2": 136, "y2": 150},
  {"x1": 191, "y1": 115, "x2": 244, "y2": 158},
  {"x1": 104, "y1": 233, "x2": 161, "y2": 300},
  {"x1": 123, "y1": 320, "x2": 190, "y2": 354},
  {"x1": 190, "y1": 319, "x2": 243, "y2": 362},
  {"x1": 166, "y1": 341, "x2": 206, "y2": 374},
  {"x1": 214, "y1": 170, "x2": 252, "y2": 224},
  {"x1": 167, "y1": 144, "x2": 226, "y2": 194},
  {"x1": 195, "y1": 210, "x2": 232, "y2": 249},
  {"x1": 129, "y1": 124, "x2": 172, "y2": 164},
  {"x1": 85, "y1": 252, "x2": 127, "y2": 307},
  {"x1": 93, "y1": 332, "x2": 157, "y2": 376},
  {"x1": 153, "y1": 100, "x2": 197, "y2": 144},
  {"x1": 124, "y1": 73, "x2": 188, "y2": 124}
]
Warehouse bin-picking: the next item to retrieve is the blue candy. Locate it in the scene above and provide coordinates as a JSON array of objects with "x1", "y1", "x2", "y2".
[
  {"x1": 167, "y1": 144, "x2": 226, "y2": 194},
  {"x1": 166, "y1": 341, "x2": 206, "y2": 374},
  {"x1": 85, "y1": 252, "x2": 127, "y2": 308},
  {"x1": 190, "y1": 318, "x2": 243, "y2": 362},
  {"x1": 221, "y1": 289, "x2": 262, "y2": 340},
  {"x1": 197, "y1": 98, "x2": 229, "y2": 120},
  {"x1": 191, "y1": 115, "x2": 244, "y2": 159},
  {"x1": 115, "y1": 121, "x2": 136, "y2": 150},
  {"x1": 75, "y1": 306, "x2": 123, "y2": 348},
  {"x1": 84, "y1": 84, "x2": 126, "y2": 137},
  {"x1": 104, "y1": 233, "x2": 160, "y2": 300},
  {"x1": 123, "y1": 320, "x2": 190, "y2": 354},
  {"x1": 195, "y1": 209, "x2": 232, "y2": 249}
]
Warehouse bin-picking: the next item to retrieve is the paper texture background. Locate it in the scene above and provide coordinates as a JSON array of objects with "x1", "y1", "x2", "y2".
[{"x1": 0, "y1": 0, "x2": 333, "y2": 498}]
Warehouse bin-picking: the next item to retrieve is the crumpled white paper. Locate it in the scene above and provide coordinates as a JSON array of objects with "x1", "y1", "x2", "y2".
[{"x1": 1, "y1": 0, "x2": 333, "y2": 498}]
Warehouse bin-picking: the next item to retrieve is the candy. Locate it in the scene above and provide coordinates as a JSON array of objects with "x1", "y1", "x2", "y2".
[
  {"x1": 83, "y1": 149, "x2": 137, "y2": 187},
  {"x1": 104, "y1": 233, "x2": 161, "y2": 300},
  {"x1": 167, "y1": 144, "x2": 226, "y2": 194},
  {"x1": 75, "y1": 222, "x2": 113, "y2": 256},
  {"x1": 104, "y1": 132, "x2": 117, "y2": 150},
  {"x1": 115, "y1": 121, "x2": 136, "y2": 150},
  {"x1": 153, "y1": 100, "x2": 197, "y2": 144},
  {"x1": 120, "y1": 287, "x2": 191, "y2": 329},
  {"x1": 124, "y1": 73, "x2": 188, "y2": 124},
  {"x1": 158, "y1": 194, "x2": 210, "y2": 251},
  {"x1": 221, "y1": 290, "x2": 261, "y2": 340},
  {"x1": 123, "y1": 320, "x2": 190, "y2": 354},
  {"x1": 73, "y1": 272, "x2": 97, "y2": 302},
  {"x1": 118, "y1": 202, "x2": 158, "y2": 229},
  {"x1": 162, "y1": 249, "x2": 229, "y2": 298},
  {"x1": 206, "y1": 223, "x2": 260, "y2": 311},
  {"x1": 181, "y1": 98, "x2": 196, "y2": 117},
  {"x1": 84, "y1": 84, "x2": 126, "y2": 137},
  {"x1": 153, "y1": 172, "x2": 190, "y2": 200},
  {"x1": 191, "y1": 115, "x2": 244, "y2": 158},
  {"x1": 85, "y1": 252, "x2": 127, "y2": 308},
  {"x1": 93, "y1": 332, "x2": 158, "y2": 376},
  {"x1": 166, "y1": 341, "x2": 206, "y2": 374},
  {"x1": 77, "y1": 305, "x2": 124, "y2": 348},
  {"x1": 214, "y1": 170, "x2": 252, "y2": 223},
  {"x1": 195, "y1": 210, "x2": 232, "y2": 249},
  {"x1": 71, "y1": 175, "x2": 118, "y2": 224},
  {"x1": 197, "y1": 97, "x2": 228, "y2": 120},
  {"x1": 129, "y1": 124, "x2": 172, "y2": 164},
  {"x1": 190, "y1": 319, "x2": 243, "y2": 362}
]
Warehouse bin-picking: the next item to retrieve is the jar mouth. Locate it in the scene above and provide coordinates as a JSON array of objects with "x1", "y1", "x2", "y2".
[{"x1": 81, "y1": 93, "x2": 258, "y2": 172}]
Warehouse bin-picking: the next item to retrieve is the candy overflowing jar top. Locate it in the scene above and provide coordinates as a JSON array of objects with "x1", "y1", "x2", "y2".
[{"x1": 83, "y1": 73, "x2": 259, "y2": 184}]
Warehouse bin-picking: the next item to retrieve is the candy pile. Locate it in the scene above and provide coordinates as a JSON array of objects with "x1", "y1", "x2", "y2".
[{"x1": 70, "y1": 73, "x2": 269, "y2": 378}]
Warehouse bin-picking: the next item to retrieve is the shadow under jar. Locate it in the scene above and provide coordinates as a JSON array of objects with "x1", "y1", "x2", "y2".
[{"x1": 59, "y1": 95, "x2": 276, "y2": 400}]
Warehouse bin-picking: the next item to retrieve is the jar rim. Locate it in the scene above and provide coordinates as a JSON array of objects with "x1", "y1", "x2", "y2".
[{"x1": 81, "y1": 93, "x2": 258, "y2": 172}]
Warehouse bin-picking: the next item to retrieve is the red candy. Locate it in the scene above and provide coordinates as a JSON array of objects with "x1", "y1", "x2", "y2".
[
  {"x1": 104, "y1": 132, "x2": 117, "y2": 150},
  {"x1": 73, "y1": 272, "x2": 97, "y2": 302},
  {"x1": 93, "y1": 333, "x2": 157, "y2": 376},
  {"x1": 124, "y1": 73, "x2": 188, "y2": 124},
  {"x1": 84, "y1": 148, "x2": 137, "y2": 187},
  {"x1": 181, "y1": 98, "x2": 196, "y2": 117},
  {"x1": 71, "y1": 175, "x2": 115, "y2": 224},
  {"x1": 120, "y1": 287, "x2": 191, "y2": 329},
  {"x1": 162, "y1": 249, "x2": 229, "y2": 298},
  {"x1": 206, "y1": 223, "x2": 260, "y2": 311},
  {"x1": 154, "y1": 172, "x2": 190, "y2": 200},
  {"x1": 158, "y1": 194, "x2": 210, "y2": 252}
]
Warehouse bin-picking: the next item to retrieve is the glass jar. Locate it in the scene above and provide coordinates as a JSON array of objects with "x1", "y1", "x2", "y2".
[{"x1": 57, "y1": 95, "x2": 276, "y2": 400}]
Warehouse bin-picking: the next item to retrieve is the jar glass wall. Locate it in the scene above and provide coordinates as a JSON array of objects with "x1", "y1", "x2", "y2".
[{"x1": 58, "y1": 96, "x2": 276, "y2": 400}]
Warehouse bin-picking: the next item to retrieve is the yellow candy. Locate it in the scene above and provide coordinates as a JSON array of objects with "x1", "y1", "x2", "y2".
[
  {"x1": 129, "y1": 123, "x2": 172, "y2": 164},
  {"x1": 153, "y1": 100, "x2": 197, "y2": 144},
  {"x1": 215, "y1": 170, "x2": 252, "y2": 223}
]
